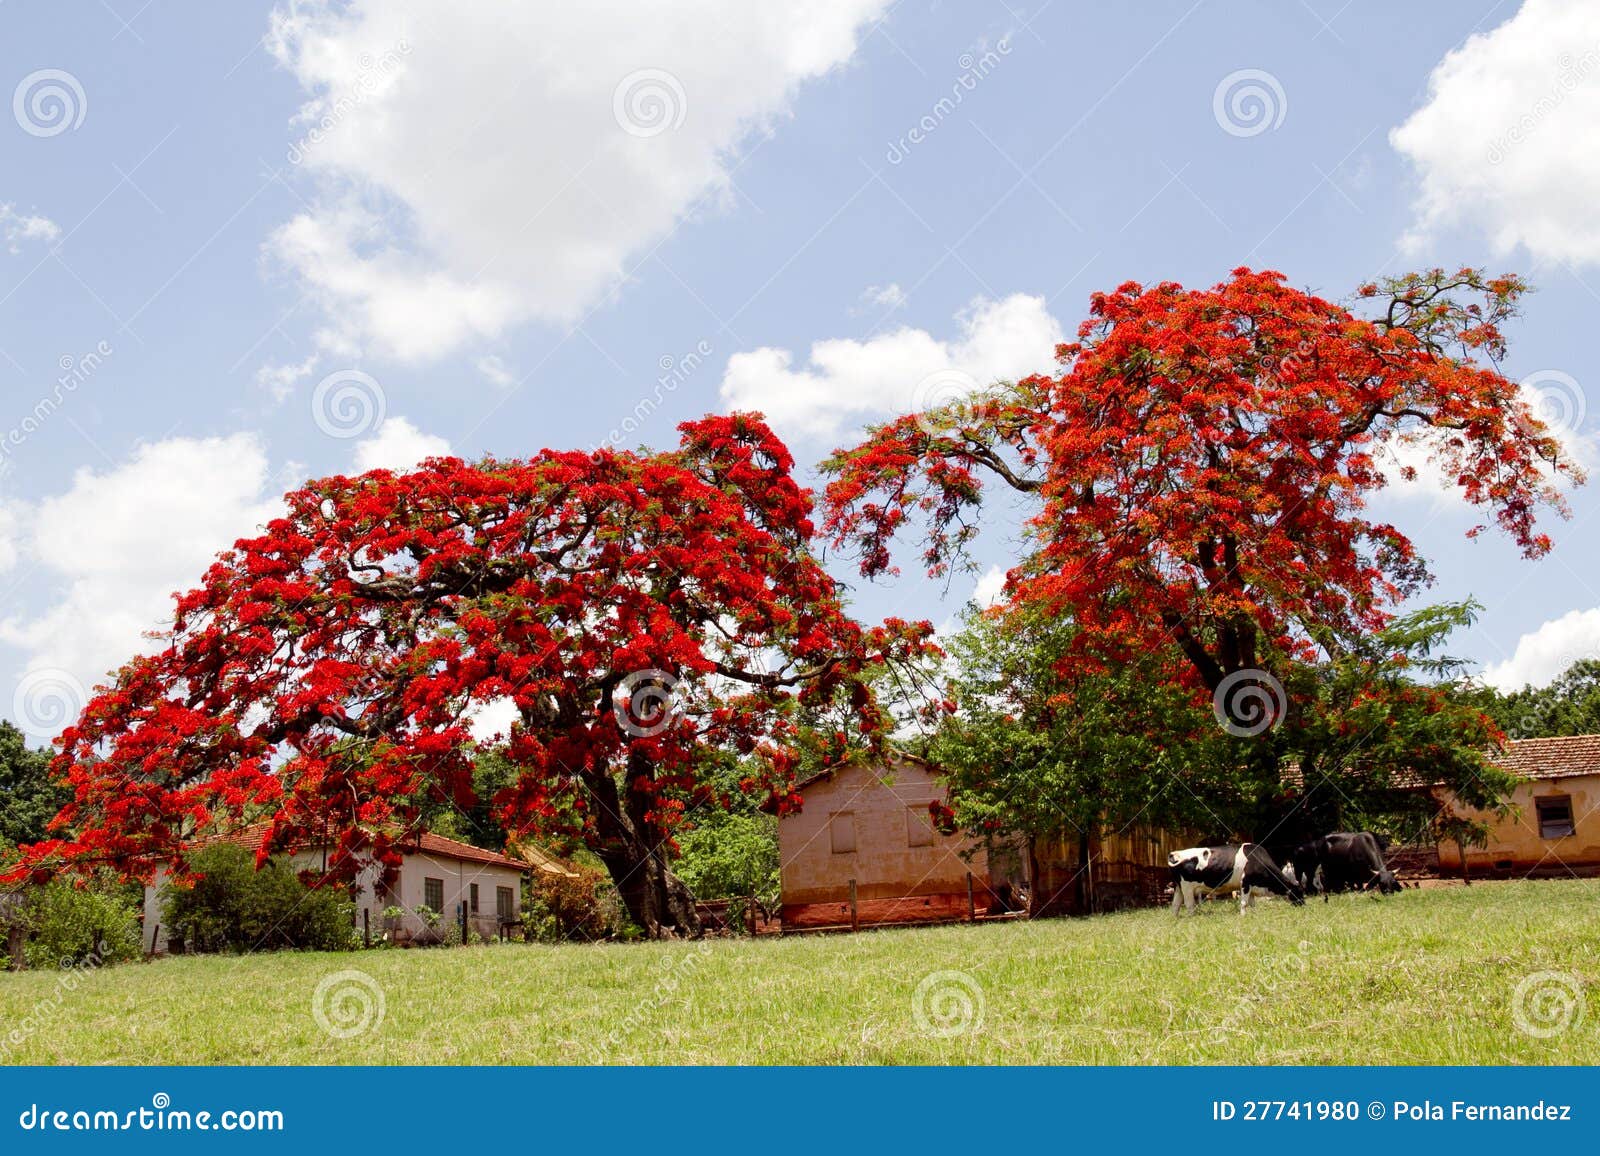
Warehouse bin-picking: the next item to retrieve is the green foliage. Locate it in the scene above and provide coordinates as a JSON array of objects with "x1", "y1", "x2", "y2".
[
  {"x1": 931, "y1": 601, "x2": 1233, "y2": 841},
  {"x1": 163, "y1": 844, "x2": 357, "y2": 954},
  {"x1": 1482, "y1": 658, "x2": 1600, "y2": 739},
  {"x1": 19, "y1": 877, "x2": 141, "y2": 968},
  {"x1": 674, "y1": 809, "x2": 779, "y2": 902},
  {"x1": 0, "y1": 721, "x2": 69, "y2": 846},
  {"x1": 1279, "y1": 601, "x2": 1517, "y2": 846}
]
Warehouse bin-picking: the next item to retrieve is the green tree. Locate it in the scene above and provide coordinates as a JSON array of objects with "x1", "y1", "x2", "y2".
[
  {"x1": 163, "y1": 843, "x2": 356, "y2": 953},
  {"x1": 929, "y1": 602, "x2": 1237, "y2": 848},
  {"x1": 1482, "y1": 658, "x2": 1600, "y2": 739},
  {"x1": 0, "y1": 721, "x2": 69, "y2": 846}
]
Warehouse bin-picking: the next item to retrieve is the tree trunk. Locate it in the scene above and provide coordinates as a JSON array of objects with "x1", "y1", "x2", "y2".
[{"x1": 587, "y1": 753, "x2": 701, "y2": 939}]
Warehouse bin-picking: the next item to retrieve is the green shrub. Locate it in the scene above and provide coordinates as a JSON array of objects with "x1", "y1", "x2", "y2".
[
  {"x1": 164, "y1": 844, "x2": 357, "y2": 953},
  {"x1": 21, "y1": 878, "x2": 141, "y2": 968},
  {"x1": 674, "y1": 810, "x2": 779, "y2": 902},
  {"x1": 527, "y1": 865, "x2": 623, "y2": 942}
]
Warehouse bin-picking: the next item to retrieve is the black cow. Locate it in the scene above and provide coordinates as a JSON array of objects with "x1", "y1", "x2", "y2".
[
  {"x1": 1290, "y1": 831, "x2": 1400, "y2": 901},
  {"x1": 1168, "y1": 843, "x2": 1305, "y2": 914}
]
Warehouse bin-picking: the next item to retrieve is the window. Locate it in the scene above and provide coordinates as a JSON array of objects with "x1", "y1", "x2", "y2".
[
  {"x1": 906, "y1": 805, "x2": 934, "y2": 847},
  {"x1": 469, "y1": 883, "x2": 480, "y2": 913},
  {"x1": 1537, "y1": 795, "x2": 1575, "y2": 839},
  {"x1": 497, "y1": 886, "x2": 515, "y2": 920},
  {"x1": 423, "y1": 877, "x2": 444, "y2": 912},
  {"x1": 829, "y1": 812, "x2": 856, "y2": 854}
]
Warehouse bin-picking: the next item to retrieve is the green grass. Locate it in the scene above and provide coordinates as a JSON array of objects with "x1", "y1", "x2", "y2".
[{"x1": 3, "y1": 880, "x2": 1598, "y2": 1065}]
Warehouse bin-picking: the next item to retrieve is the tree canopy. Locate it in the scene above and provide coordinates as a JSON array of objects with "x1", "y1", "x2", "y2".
[
  {"x1": 824, "y1": 268, "x2": 1580, "y2": 693},
  {"x1": 7, "y1": 414, "x2": 933, "y2": 937}
]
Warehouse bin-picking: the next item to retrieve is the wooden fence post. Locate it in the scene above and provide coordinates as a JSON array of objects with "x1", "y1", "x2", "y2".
[
  {"x1": 966, "y1": 871, "x2": 975, "y2": 922},
  {"x1": 848, "y1": 879, "x2": 859, "y2": 933},
  {"x1": 363, "y1": 908, "x2": 371, "y2": 949},
  {"x1": 459, "y1": 902, "x2": 468, "y2": 946}
]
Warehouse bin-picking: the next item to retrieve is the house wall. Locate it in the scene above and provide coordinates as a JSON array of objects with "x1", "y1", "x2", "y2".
[
  {"x1": 778, "y1": 760, "x2": 988, "y2": 929},
  {"x1": 1436, "y1": 774, "x2": 1600, "y2": 875},
  {"x1": 384, "y1": 853, "x2": 524, "y2": 942}
]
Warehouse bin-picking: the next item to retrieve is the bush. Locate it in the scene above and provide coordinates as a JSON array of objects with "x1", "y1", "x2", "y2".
[
  {"x1": 674, "y1": 810, "x2": 779, "y2": 902},
  {"x1": 21, "y1": 877, "x2": 141, "y2": 969},
  {"x1": 527, "y1": 865, "x2": 624, "y2": 942},
  {"x1": 164, "y1": 844, "x2": 357, "y2": 953}
]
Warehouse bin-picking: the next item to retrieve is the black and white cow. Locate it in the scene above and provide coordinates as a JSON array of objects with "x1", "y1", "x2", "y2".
[
  {"x1": 1289, "y1": 831, "x2": 1400, "y2": 901},
  {"x1": 1168, "y1": 844, "x2": 1304, "y2": 914}
]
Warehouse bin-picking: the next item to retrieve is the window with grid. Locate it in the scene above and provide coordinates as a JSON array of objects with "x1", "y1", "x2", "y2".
[
  {"x1": 497, "y1": 886, "x2": 515, "y2": 920},
  {"x1": 1536, "y1": 795, "x2": 1575, "y2": 839},
  {"x1": 423, "y1": 876, "x2": 444, "y2": 912},
  {"x1": 469, "y1": 883, "x2": 480, "y2": 913}
]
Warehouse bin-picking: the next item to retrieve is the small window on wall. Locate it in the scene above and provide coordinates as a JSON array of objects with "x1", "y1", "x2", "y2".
[
  {"x1": 1536, "y1": 795, "x2": 1575, "y2": 839},
  {"x1": 830, "y1": 812, "x2": 856, "y2": 854},
  {"x1": 496, "y1": 886, "x2": 515, "y2": 920},
  {"x1": 906, "y1": 805, "x2": 935, "y2": 847},
  {"x1": 469, "y1": 883, "x2": 480, "y2": 913},
  {"x1": 424, "y1": 877, "x2": 444, "y2": 912}
]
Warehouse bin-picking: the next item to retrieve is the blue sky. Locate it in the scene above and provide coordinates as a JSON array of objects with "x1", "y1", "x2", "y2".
[{"x1": 1, "y1": 0, "x2": 1597, "y2": 742}]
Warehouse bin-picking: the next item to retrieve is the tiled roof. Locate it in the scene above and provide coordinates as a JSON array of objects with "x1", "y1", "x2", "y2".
[
  {"x1": 202, "y1": 824, "x2": 530, "y2": 872},
  {"x1": 1491, "y1": 733, "x2": 1600, "y2": 781},
  {"x1": 1282, "y1": 733, "x2": 1600, "y2": 791}
]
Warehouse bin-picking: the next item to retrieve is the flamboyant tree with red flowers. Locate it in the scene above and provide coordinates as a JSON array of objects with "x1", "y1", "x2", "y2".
[
  {"x1": 8, "y1": 414, "x2": 934, "y2": 937},
  {"x1": 825, "y1": 268, "x2": 1580, "y2": 696}
]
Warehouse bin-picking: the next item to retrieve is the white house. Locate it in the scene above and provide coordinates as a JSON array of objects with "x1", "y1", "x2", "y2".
[{"x1": 142, "y1": 826, "x2": 540, "y2": 952}]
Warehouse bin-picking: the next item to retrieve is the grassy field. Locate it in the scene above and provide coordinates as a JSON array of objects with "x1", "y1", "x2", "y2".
[{"x1": 2, "y1": 879, "x2": 1597, "y2": 1065}]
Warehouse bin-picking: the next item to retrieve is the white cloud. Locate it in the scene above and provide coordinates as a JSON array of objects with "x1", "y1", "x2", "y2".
[
  {"x1": 475, "y1": 354, "x2": 516, "y2": 389},
  {"x1": 719, "y1": 293, "x2": 1063, "y2": 441},
  {"x1": 353, "y1": 416, "x2": 451, "y2": 472},
  {"x1": 255, "y1": 352, "x2": 322, "y2": 402},
  {"x1": 266, "y1": 0, "x2": 889, "y2": 362},
  {"x1": 0, "y1": 204, "x2": 60, "y2": 254},
  {"x1": 971, "y1": 564, "x2": 1007, "y2": 608},
  {"x1": 0, "y1": 435, "x2": 284, "y2": 712},
  {"x1": 1392, "y1": 0, "x2": 1600, "y2": 262},
  {"x1": 1483, "y1": 607, "x2": 1600, "y2": 690},
  {"x1": 859, "y1": 282, "x2": 908, "y2": 311}
]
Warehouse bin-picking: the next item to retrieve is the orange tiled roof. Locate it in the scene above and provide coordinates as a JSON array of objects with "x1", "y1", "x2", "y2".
[
  {"x1": 1490, "y1": 733, "x2": 1600, "y2": 781},
  {"x1": 202, "y1": 824, "x2": 529, "y2": 872}
]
